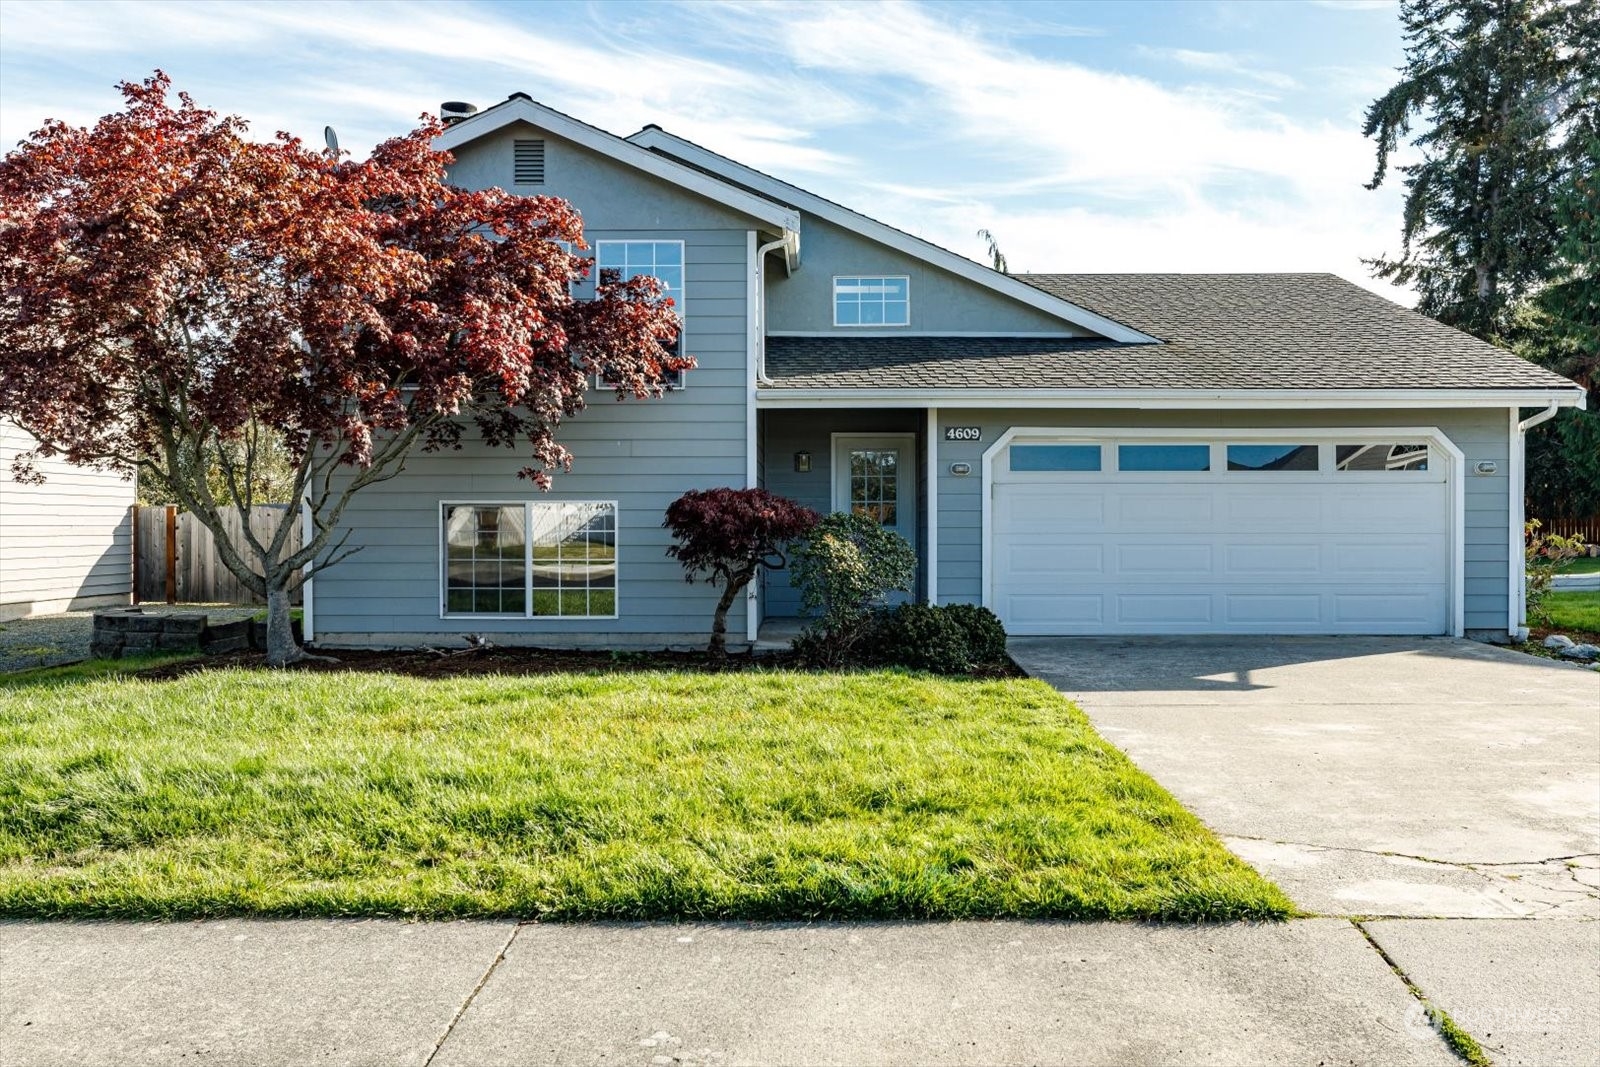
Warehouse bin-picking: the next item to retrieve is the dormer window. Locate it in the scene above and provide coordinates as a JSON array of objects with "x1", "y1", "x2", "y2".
[{"x1": 834, "y1": 276, "x2": 909, "y2": 327}]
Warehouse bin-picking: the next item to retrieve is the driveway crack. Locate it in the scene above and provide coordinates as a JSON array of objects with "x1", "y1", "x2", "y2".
[
  {"x1": 424, "y1": 921, "x2": 522, "y2": 1067},
  {"x1": 1226, "y1": 834, "x2": 1599, "y2": 871}
]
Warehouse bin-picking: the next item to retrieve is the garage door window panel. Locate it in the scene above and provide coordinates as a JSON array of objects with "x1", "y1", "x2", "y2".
[
  {"x1": 1009, "y1": 444, "x2": 1102, "y2": 472},
  {"x1": 1336, "y1": 443, "x2": 1429, "y2": 472},
  {"x1": 1117, "y1": 444, "x2": 1211, "y2": 472},
  {"x1": 1227, "y1": 444, "x2": 1320, "y2": 472}
]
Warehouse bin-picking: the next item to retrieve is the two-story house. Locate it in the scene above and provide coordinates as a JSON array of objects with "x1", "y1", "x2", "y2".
[{"x1": 301, "y1": 94, "x2": 1585, "y2": 650}]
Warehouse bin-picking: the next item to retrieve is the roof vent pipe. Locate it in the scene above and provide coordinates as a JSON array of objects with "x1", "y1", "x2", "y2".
[{"x1": 440, "y1": 101, "x2": 479, "y2": 126}]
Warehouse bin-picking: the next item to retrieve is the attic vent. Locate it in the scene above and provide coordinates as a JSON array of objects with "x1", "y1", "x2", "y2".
[{"x1": 513, "y1": 139, "x2": 546, "y2": 184}]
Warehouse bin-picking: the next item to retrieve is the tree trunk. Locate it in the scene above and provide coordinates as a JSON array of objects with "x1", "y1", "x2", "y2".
[
  {"x1": 263, "y1": 585, "x2": 304, "y2": 667},
  {"x1": 707, "y1": 575, "x2": 748, "y2": 659}
]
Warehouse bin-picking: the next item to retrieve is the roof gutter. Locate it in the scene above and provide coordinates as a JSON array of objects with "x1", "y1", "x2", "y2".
[{"x1": 755, "y1": 386, "x2": 1589, "y2": 410}]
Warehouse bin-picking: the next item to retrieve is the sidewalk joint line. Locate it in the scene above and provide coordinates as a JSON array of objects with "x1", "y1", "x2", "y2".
[
  {"x1": 1351, "y1": 919, "x2": 1492, "y2": 1067},
  {"x1": 424, "y1": 921, "x2": 522, "y2": 1067}
]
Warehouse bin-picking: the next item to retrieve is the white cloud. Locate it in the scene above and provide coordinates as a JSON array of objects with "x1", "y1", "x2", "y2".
[
  {"x1": 0, "y1": 0, "x2": 1413, "y2": 302},
  {"x1": 1138, "y1": 46, "x2": 1299, "y2": 90}
]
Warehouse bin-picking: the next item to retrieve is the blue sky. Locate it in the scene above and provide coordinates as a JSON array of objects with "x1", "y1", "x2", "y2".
[{"x1": 0, "y1": 0, "x2": 1412, "y2": 300}]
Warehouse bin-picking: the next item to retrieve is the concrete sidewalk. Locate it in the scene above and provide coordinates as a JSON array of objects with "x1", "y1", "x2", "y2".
[{"x1": 2, "y1": 918, "x2": 1461, "y2": 1067}]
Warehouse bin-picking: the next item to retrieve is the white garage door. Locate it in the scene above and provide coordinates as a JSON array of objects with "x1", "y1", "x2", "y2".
[{"x1": 990, "y1": 436, "x2": 1452, "y2": 636}]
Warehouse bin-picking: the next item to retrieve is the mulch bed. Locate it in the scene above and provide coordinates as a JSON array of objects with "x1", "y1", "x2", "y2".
[
  {"x1": 136, "y1": 645, "x2": 796, "y2": 680},
  {"x1": 134, "y1": 645, "x2": 1025, "y2": 681}
]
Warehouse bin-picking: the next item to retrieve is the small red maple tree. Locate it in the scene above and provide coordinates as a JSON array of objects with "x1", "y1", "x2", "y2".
[
  {"x1": 0, "y1": 73, "x2": 687, "y2": 665},
  {"x1": 664, "y1": 488, "x2": 820, "y2": 657}
]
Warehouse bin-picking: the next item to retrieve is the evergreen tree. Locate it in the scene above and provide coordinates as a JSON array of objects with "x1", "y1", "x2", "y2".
[
  {"x1": 1363, "y1": 0, "x2": 1583, "y2": 342},
  {"x1": 1521, "y1": 74, "x2": 1600, "y2": 521}
]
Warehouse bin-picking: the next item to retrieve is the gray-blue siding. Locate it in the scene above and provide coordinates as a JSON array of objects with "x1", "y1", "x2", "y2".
[
  {"x1": 760, "y1": 409, "x2": 924, "y2": 617},
  {"x1": 765, "y1": 215, "x2": 1082, "y2": 336},
  {"x1": 312, "y1": 226, "x2": 753, "y2": 646},
  {"x1": 929, "y1": 407, "x2": 1513, "y2": 634}
]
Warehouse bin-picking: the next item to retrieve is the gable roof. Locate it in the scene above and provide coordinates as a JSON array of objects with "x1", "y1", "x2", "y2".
[
  {"x1": 763, "y1": 274, "x2": 1583, "y2": 401},
  {"x1": 434, "y1": 95, "x2": 802, "y2": 240},
  {"x1": 626, "y1": 126, "x2": 1157, "y2": 344}
]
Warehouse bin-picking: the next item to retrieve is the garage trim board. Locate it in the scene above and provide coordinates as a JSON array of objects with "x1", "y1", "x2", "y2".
[{"x1": 980, "y1": 426, "x2": 1466, "y2": 637}]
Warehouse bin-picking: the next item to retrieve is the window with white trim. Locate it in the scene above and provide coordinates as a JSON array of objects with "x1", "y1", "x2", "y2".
[
  {"x1": 834, "y1": 276, "x2": 909, "y2": 326},
  {"x1": 442, "y1": 501, "x2": 617, "y2": 618},
  {"x1": 594, "y1": 240, "x2": 685, "y2": 386}
]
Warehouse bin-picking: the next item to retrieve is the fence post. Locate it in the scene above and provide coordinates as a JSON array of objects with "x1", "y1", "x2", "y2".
[
  {"x1": 131, "y1": 504, "x2": 142, "y2": 605},
  {"x1": 164, "y1": 504, "x2": 178, "y2": 604}
]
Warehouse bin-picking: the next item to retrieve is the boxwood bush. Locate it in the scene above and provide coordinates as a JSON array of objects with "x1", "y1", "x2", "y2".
[{"x1": 795, "y1": 602, "x2": 1011, "y2": 675}]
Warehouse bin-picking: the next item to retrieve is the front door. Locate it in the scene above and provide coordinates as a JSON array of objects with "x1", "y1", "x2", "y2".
[{"x1": 832, "y1": 434, "x2": 918, "y2": 600}]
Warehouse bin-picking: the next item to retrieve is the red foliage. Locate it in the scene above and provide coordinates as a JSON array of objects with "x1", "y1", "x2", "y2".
[
  {"x1": 664, "y1": 488, "x2": 820, "y2": 655},
  {"x1": 0, "y1": 71, "x2": 686, "y2": 490},
  {"x1": 0, "y1": 73, "x2": 688, "y2": 662}
]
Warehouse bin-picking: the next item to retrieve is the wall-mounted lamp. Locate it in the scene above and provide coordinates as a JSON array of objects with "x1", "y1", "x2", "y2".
[{"x1": 794, "y1": 450, "x2": 812, "y2": 473}]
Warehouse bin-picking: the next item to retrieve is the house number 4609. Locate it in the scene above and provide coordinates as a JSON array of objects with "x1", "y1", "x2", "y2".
[{"x1": 944, "y1": 426, "x2": 981, "y2": 442}]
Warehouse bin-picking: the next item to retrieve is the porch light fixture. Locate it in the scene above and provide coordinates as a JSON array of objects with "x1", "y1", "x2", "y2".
[{"x1": 794, "y1": 450, "x2": 812, "y2": 473}]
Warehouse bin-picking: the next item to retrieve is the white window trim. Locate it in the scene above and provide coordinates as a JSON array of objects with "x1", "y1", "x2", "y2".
[
  {"x1": 979, "y1": 426, "x2": 1466, "y2": 638},
  {"x1": 593, "y1": 239, "x2": 688, "y2": 390},
  {"x1": 832, "y1": 275, "x2": 911, "y2": 328},
  {"x1": 438, "y1": 499, "x2": 620, "y2": 622}
]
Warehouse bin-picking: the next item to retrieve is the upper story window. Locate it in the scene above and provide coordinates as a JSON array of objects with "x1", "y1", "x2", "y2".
[
  {"x1": 834, "y1": 276, "x2": 909, "y2": 327},
  {"x1": 513, "y1": 139, "x2": 546, "y2": 185},
  {"x1": 594, "y1": 240, "x2": 685, "y2": 386}
]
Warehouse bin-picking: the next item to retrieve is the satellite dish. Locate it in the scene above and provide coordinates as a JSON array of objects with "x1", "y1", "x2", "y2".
[{"x1": 323, "y1": 126, "x2": 340, "y2": 159}]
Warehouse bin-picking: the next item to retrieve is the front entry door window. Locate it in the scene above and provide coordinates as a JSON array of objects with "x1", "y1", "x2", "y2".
[
  {"x1": 831, "y1": 435, "x2": 918, "y2": 591},
  {"x1": 848, "y1": 448, "x2": 899, "y2": 527}
]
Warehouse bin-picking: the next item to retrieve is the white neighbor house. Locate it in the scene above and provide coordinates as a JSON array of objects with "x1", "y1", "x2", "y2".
[{"x1": 0, "y1": 421, "x2": 134, "y2": 621}]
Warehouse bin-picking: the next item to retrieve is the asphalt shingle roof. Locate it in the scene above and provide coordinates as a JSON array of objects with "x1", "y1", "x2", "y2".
[{"x1": 764, "y1": 273, "x2": 1576, "y2": 392}]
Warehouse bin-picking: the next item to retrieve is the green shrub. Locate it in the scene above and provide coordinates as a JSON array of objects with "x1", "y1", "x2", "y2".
[
  {"x1": 789, "y1": 512, "x2": 917, "y2": 662},
  {"x1": 798, "y1": 603, "x2": 1012, "y2": 675},
  {"x1": 868, "y1": 604, "x2": 972, "y2": 674},
  {"x1": 789, "y1": 512, "x2": 917, "y2": 625},
  {"x1": 1526, "y1": 519, "x2": 1587, "y2": 625},
  {"x1": 941, "y1": 603, "x2": 1009, "y2": 666}
]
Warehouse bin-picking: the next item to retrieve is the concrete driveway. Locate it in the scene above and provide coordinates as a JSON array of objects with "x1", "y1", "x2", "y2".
[{"x1": 1011, "y1": 635, "x2": 1600, "y2": 1066}]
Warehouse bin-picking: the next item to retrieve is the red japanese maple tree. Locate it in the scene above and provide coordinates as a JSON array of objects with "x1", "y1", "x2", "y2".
[
  {"x1": 0, "y1": 74, "x2": 687, "y2": 665},
  {"x1": 664, "y1": 488, "x2": 820, "y2": 657}
]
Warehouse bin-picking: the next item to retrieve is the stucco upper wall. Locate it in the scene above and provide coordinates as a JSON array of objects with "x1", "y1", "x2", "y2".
[
  {"x1": 765, "y1": 215, "x2": 1087, "y2": 336},
  {"x1": 446, "y1": 120, "x2": 761, "y2": 232}
]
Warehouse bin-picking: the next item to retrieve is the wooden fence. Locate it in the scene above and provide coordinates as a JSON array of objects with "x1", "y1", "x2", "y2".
[
  {"x1": 1546, "y1": 516, "x2": 1600, "y2": 545},
  {"x1": 133, "y1": 504, "x2": 302, "y2": 605}
]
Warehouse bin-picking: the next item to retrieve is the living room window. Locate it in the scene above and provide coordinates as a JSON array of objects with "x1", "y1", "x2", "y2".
[
  {"x1": 834, "y1": 276, "x2": 909, "y2": 326},
  {"x1": 441, "y1": 501, "x2": 618, "y2": 618}
]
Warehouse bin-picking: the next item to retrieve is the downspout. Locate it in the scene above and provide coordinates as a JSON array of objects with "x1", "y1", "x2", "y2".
[
  {"x1": 754, "y1": 236, "x2": 788, "y2": 386},
  {"x1": 1510, "y1": 402, "x2": 1561, "y2": 640}
]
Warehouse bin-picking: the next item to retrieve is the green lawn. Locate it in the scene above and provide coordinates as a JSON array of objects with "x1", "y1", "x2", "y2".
[
  {"x1": 1544, "y1": 590, "x2": 1600, "y2": 633},
  {"x1": 1558, "y1": 556, "x2": 1600, "y2": 575},
  {"x1": 0, "y1": 662, "x2": 1290, "y2": 922}
]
